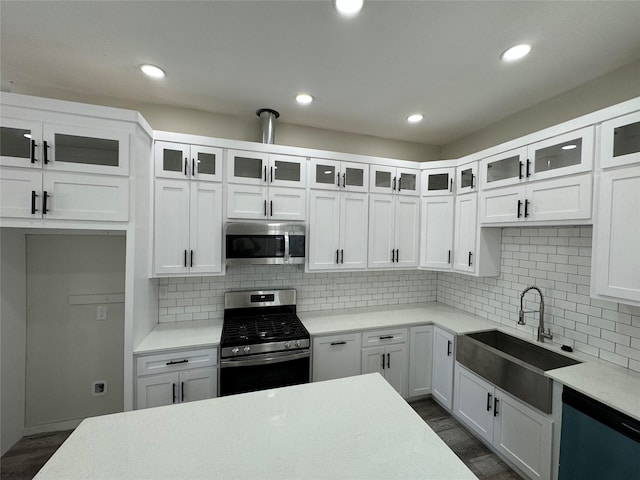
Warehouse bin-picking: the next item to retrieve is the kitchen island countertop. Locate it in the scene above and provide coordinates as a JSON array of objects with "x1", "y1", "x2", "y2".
[{"x1": 34, "y1": 373, "x2": 477, "y2": 480}]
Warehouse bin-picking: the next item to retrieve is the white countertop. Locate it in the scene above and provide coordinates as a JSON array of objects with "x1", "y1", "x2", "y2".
[
  {"x1": 134, "y1": 319, "x2": 223, "y2": 354},
  {"x1": 34, "y1": 374, "x2": 477, "y2": 480}
]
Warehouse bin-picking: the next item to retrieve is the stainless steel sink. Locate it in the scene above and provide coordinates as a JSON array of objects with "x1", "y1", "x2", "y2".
[{"x1": 456, "y1": 330, "x2": 581, "y2": 413}]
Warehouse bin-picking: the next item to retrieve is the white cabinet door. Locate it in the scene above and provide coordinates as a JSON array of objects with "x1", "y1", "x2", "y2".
[
  {"x1": 155, "y1": 141, "x2": 190, "y2": 180},
  {"x1": 494, "y1": 388, "x2": 552, "y2": 480},
  {"x1": 309, "y1": 158, "x2": 340, "y2": 190},
  {"x1": 226, "y1": 184, "x2": 268, "y2": 219},
  {"x1": 432, "y1": 327, "x2": 454, "y2": 410},
  {"x1": 0, "y1": 118, "x2": 42, "y2": 168},
  {"x1": 340, "y1": 192, "x2": 368, "y2": 269},
  {"x1": 226, "y1": 149, "x2": 268, "y2": 185},
  {"x1": 136, "y1": 373, "x2": 178, "y2": 409},
  {"x1": 154, "y1": 179, "x2": 190, "y2": 275},
  {"x1": 189, "y1": 182, "x2": 222, "y2": 274},
  {"x1": 0, "y1": 168, "x2": 42, "y2": 218},
  {"x1": 341, "y1": 161, "x2": 368, "y2": 192},
  {"x1": 385, "y1": 343, "x2": 408, "y2": 398},
  {"x1": 420, "y1": 196, "x2": 454, "y2": 270},
  {"x1": 479, "y1": 185, "x2": 524, "y2": 224},
  {"x1": 599, "y1": 110, "x2": 640, "y2": 168},
  {"x1": 394, "y1": 196, "x2": 419, "y2": 267},
  {"x1": 369, "y1": 165, "x2": 395, "y2": 194},
  {"x1": 456, "y1": 161, "x2": 478, "y2": 194},
  {"x1": 191, "y1": 145, "x2": 223, "y2": 182},
  {"x1": 592, "y1": 165, "x2": 640, "y2": 304},
  {"x1": 368, "y1": 194, "x2": 395, "y2": 268},
  {"x1": 308, "y1": 190, "x2": 341, "y2": 270},
  {"x1": 453, "y1": 194, "x2": 477, "y2": 273},
  {"x1": 480, "y1": 147, "x2": 527, "y2": 190},
  {"x1": 269, "y1": 154, "x2": 306, "y2": 188},
  {"x1": 526, "y1": 173, "x2": 592, "y2": 223},
  {"x1": 527, "y1": 126, "x2": 594, "y2": 182},
  {"x1": 361, "y1": 346, "x2": 386, "y2": 376},
  {"x1": 42, "y1": 172, "x2": 129, "y2": 221},
  {"x1": 453, "y1": 364, "x2": 494, "y2": 444},
  {"x1": 269, "y1": 187, "x2": 306, "y2": 221},
  {"x1": 180, "y1": 368, "x2": 217, "y2": 403},
  {"x1": 408, "y1": 325, "x2": 433, "y2": 397},
  {"x1": 397, "y1": 168, "x2": 420, "y2": 196},
  {"x1": 422, "y1": 167, "x2": 455, "y2": 196},
  {"x1": 312, "y1": 333, "x2": 362, "y2": 382}
]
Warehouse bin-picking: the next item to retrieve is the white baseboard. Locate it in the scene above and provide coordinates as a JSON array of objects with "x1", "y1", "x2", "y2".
[{"x1": 23, "y1": 418, "x2": 82, "y2": 437}]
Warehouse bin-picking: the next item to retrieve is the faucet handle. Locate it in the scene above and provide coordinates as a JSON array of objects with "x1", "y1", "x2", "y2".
[{"x1": 518, "y1": 310, "x2": 526, "y2": 325}]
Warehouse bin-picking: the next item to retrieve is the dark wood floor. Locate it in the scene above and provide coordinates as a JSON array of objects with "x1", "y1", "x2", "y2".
[{"x1": 1, "y1": 398, "x2": 522, "y2": 480}]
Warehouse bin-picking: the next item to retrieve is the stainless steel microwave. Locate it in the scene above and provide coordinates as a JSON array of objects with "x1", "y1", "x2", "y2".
[{"x1": 225, "y1": 222, "x2": 306, "y2": 265}]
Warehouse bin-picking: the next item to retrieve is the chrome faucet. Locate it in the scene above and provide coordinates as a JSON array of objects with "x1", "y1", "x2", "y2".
[{"x1": 518, "y1": 286, "x2": 553, "y2": 342}]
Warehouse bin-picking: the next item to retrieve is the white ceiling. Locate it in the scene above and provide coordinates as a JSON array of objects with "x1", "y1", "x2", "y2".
[{"x1": 2, "y1": 1, "x2": 640, "y2": 146}]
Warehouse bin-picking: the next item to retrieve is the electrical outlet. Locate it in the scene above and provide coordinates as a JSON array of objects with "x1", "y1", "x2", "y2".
[
  {"x1": 92, "y1": 380, "x2": 107, "y2": 396},
  {"x1": 96, "y1": 305, "x2": 107, "y2": 321},
  {"x1": 159, "y1": 286, "x2": 168, "y2": 299}
]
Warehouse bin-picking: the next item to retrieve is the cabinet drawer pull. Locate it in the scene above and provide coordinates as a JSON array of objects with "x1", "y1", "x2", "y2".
[
  {"x1": 270, "y1": 200, "x2": 273, "y2": 217},
  {"x1": 336, "y1": 172, "x2": 340, "y2": 187},
  {"x1": 31, "y1": 191, "x2": 38, "y2": 215},
  {"x1": 487, "y1": 392, "x2": 492, "y2": 411},
  {"x1": 30, "y1": 139, "x2": 37, "y2": 163},
  {"x1": 381, "y1": 353, "x2": 385, "y2": 370},
  {"x1": 172, "y1": 383, "x2": 176, "y2": 404},
  {"x1": 447, "y1": 340, "x2": 452, "y2": 356},
  {"x1": 379, "y1": 335, "x2": 394, "y2": 340},
  {"x1": 181, "y1": 381, "x2": 185, "y2": 402},
  {"x1": 494, "y1": 397, "x2": 499, "y2": 417},
  {"x1": 524, "y1": 199, "x2": 530, "y2": 218},
  {"x1": 517, "y1": 200, "x2": 522, "y2": 218},
  {"x1": 387, "y1": 353, "x2": 390, "y2": 369},
  {"x1": 166, "y1": 359, "x2": 189, "y2": 366},
  {"x1": 42, "y1": 191, "x2": 49, "y2": 214},
  {"x1": 395, "y1": 249, "x2": 399, "y2": 262},
  {"x1": 391, "y1": 249, "x2": 395, "y2": 263},
  {"x1": 471, "y1": 173, "x2": 475, "y2": 189},
  {"x1": 43, "y1": 141, "x2": 49, "y2": 164},
  {"x1": 330, "y1": 341, "x2": 346, "y2": 346}
]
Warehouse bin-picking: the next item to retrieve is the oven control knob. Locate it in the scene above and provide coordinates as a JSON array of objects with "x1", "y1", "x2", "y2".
[
  {"x1": 295, "y1": 340, "x2": 302, "y2": 348},
  {"x1": 232, "y1": 347, "x2": 239, "y2": 354},
  {"x1": 284, "y1": 342, "x2": 291, "y2": 349},
  {"x1": 243, "y1": 346, "x2": 250, "y2": 353}
]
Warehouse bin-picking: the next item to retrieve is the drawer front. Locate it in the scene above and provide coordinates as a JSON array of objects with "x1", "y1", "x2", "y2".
[
  {"x1": 136, "y1": 348, "x2": 217, "y2": 376},
  {"x1": 362, "y1": 328, "x2": 408, "y2": 347}
]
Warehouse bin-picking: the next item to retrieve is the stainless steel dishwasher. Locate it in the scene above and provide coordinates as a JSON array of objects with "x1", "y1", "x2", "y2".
[{"x1": 558, "y1": 386, "x2": 640, "y2": 480}]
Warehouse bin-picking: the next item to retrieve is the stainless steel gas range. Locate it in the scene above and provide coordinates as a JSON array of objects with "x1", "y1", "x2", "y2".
[{"x1": 219, "y1": 289, "x2": 310, "y2": 396}]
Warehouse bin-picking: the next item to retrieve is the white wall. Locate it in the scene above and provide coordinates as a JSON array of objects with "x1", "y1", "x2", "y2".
[
  {"x1": 0, "y1": 228, "x2": 27, "y2": 455},
  {"x1": 438, "y1": 227, "x2": 640, "y2": 373},
  {"x1": 24, "y1": 234, "x2": 126, "y2": 429},
  {"x1": 158, "y1": 267, "x2": 438, "y2": 323},
  {"x1": 442, "y1": 59, "x2": 640, "y2": 159}
]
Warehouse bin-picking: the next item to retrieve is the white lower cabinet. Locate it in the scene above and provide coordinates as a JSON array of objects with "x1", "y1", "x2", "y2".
[
  {"x1": 432, "y1": 327, "x2": 455, "y2": 410},
  {"x1": 135, "y1": 348, "x2": 218, "y2": 409},
  {"x1": 453, "y1": 363, "x2": 553, "y2": 480},
  {"x1": 312, "y1": 333, "x2": 362, "y2": 382},
  {"x1": 408, "y1": 325, "x2": 433, "y2": 397},
  {"x1": 361, "y1": 329, "x2": 408, "y2": 398}
]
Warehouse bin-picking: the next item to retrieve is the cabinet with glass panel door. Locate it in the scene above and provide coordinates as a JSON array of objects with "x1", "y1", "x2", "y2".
[
  {"x1": 309, "y1": 158, "x2": 368, "y2": 192},
  {"x1": 369, "y1": 165, "x2": 419, "y2": 196}
]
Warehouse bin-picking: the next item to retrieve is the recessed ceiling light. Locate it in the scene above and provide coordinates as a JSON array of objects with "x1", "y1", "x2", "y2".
[
  {"x1": 295, "y1": 93, "x2": 314, "y2": 105},
  {"x1": 500, "y1": 44, "x2": 532, "y2": 62},
  {"x1": 140, "y1": 64, "x2": 166, "y2": 78},
  {"x1": 333, "y1": 0, "x2": 364, "y2": 17},
  {"x1": 407, "y1": 114, "x2": 424, "y2": 124},
  {"x1": 562, "y1": 144, "x2": 578, "y2": 150}
]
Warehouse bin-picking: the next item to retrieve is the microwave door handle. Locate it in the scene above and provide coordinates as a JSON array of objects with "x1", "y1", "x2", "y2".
[{"x1": 284, "y1": 232, "x2": 290, "y2": 263}]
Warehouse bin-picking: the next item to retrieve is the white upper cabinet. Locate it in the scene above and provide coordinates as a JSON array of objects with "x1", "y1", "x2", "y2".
[
  {"x1": 453, "y1": 194, "x2": 477, "y2": 273},
  {"x1": 422, "y1": 167, "x2": 455, "y2": 196},
  {"x1": 155, "y1": 141, "x2": 223, "y2": 182},
  {"x1": 1, "y1": 119, "x2": 129, "y2": 176},
  {"x1": 226, "y1": 150, "x2": 306, "y2": 188},
  {"x1": 420, "y1": 196, "x2": 454, "y2": 270},
  {"x1": 369, "y1": 165, "x2": 419, "y2": 195},
  {"x1": 599, "y1": 110, "x2": 640, "y2": 169},
  {"x1": 481, "y1": 127, "x2": 594, "y2": 190},
  {"x1": 456, "y1": 161, "x2": 478, "y2": 195},
  {"x1": 309, "y1": 158, "x2": 368, "y2": 192}
]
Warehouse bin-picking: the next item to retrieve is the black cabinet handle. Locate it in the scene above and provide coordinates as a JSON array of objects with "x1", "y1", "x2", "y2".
[
  {"x1": 387, "y1": 353, "x2": 390, "y2": 369},
  {"x1": 336, "y1": 249, "x2": 339, "y2": 264},
  {"x1": 172, "y1": 383, "x2": 176, "y2": 404},
  {"x1": 494, "y1": 397, "x2": 499, "y2": 417},
  {"x1": 264, "y1": 200, "x2": 267, "y2": 216},
  {"x1": 517, "y1": 200, "x2": 522, "y2": 218},
  {"x1": 342, "y1": 173, "x2": 346, "y2": 188},
  {"x1": 487, "y1": 392, "x2": 493, "y2": 412},
  {"x1": 190, "y1": 250, "x2": 194, "y2": 267},
  {"x1": 264, "y1": 165, "x2": 267, "y2": 182},
  {"x1": 181, "y1": 381, "x2": 185, "y2": 402},
  {"x1": 518, "y1": 161, "x2": 523, "y2": 179},
  {"x1": 381, "y1": 353, "x2": 385, "y2": 370},
  {"x1": 270, "y1": 200, "x2": 273, "y2": 216},
  {"x1": 471, "y1": 173, "x2": 475, "y2": 189},
  {"x1": 166, "y1": 359, "x2": 188, "y2": 366},
  {"x1": 468, "y1": 251, "x2": 473, "y2": 266},
  {"x1": 340, "y1": 249, "x2": 344, "y2": 264},
  {"x1": 184, "y1": 158, "x2": 188, "y2": 176},
  {"x1": 526, "y1": 159, "x2": 531, "y2": 177},
  {"x1": 398, "y1": 177, "x2": 402, "y2": 192},
  {"x1": 524, "y1": 199, "x2": 530, "y2": 218},
  {"x1": 43, "y1": 141, "x2": 49, "y2": 164},
  {"x1": 330, "y1": 341, "x2": 346, "y2": 346},
  {"x1": 447, "y1": 340, "x2": 452, "y2": 356},
  {"x1": 447, "y1": 250, "x2": 451, "y2": 264},
  {"x1": 270, "y1": 166, "x2": 273, "y2": 183},
  {"x1": 31, "y1": 191, "x2": 38, "y2": 215},
  {"x1": 379, "y1": 335, "x2": 394, "y2": 340},
  {"x1": 183, "y1": 250, "x2": 187, "y2": 268},
  {"x1": 391, "y1": 249, "x2": 395, "y2": 263},
  {"x1": 192, "y1": 158, "x2": 195, "y2": 176},
  {"x1": 42, "y1": 191, "x2": 49, "y2": 214},
  {"x1": 336, "y1": 172, "x2": 340, "y2": 187},
  {"x1": 449, "y1": 178, "x2": 453, "y2": 193},
  {"x1": 395, "y1": 249, "x2": 399, "y2": 262},
  {"x1": 30, "y1": 140, "x2": 37, "y2": 163},
  {"x1": 393, "y1": 176, "x2": 397, "y2": 191}
]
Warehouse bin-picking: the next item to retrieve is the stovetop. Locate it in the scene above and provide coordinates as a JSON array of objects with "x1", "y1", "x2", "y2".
[{"x1": 221, "y1": 312, "x2": 309, "y2": 346}]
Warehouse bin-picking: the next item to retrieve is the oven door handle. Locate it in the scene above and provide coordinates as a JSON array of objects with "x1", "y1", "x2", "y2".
[
  {"x1": 284, "y1": 231, "x2": 290, "y2": 263},
  {"x1": 220, "y1": 350, "x2": 310, "y2": 368}
]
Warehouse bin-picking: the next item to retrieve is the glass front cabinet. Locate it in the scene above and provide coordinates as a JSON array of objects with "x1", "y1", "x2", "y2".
[
  {"x1": 369, "y1": 165, "x2": 419, "y2": 195},
  {"x1": 309, "y1": 158, "x2": 368, "y2": 192},
  {"x1": 155, "y1": 141, "x2": 223, "y2": 182},
  {"x1": 599, "y1": 110, "x2": 640, "y2": 169},
  {"x1": 422, "y1": 167, "x2": 455, "y2": 196},
  {"x1": 227, "y1": 150, "x2": 306, "y2": 188}
]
